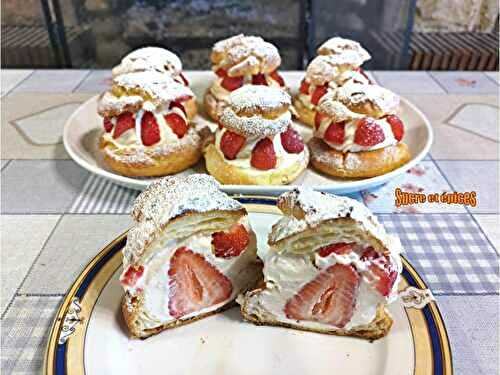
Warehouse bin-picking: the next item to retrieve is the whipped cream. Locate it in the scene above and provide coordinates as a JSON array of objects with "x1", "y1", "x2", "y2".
[
  {"x1": 244, "y1": 244, "x2": 401, "y2": 331},
  {"x1": 101, "y1": 101, "x2": 187, "y2": 149},
  {"x1": 214, "y1": 127, "x2": 305, "y2": 174},
  {"x1": 123, "y1": 218, "x2": 259, "y2": 330},
  {"x1": 317, "y1": 116, "x2": 397, "y2": 153}
]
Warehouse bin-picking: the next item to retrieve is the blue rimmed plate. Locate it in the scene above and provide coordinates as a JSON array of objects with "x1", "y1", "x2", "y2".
[{"x1": 44, "y1": 196, "x2": 451, "y2": 375}]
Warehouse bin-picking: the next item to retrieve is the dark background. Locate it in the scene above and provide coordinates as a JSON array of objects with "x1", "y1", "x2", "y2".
[{"x1": 1, "y1": 0, "x2": 498, "y2": 71}]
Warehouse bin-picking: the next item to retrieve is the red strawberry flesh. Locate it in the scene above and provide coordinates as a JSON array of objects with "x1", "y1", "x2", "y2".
[
  {"x1": 168, "y1": 247, "x2": 232, "y2": 319},
  {"x1": 311, "y1": 85, "x2": 328, "y2": 105},
  {"x1": 252, "y1": 73, "x2": 268, "y2": 85},
  {"x1": 284, "y1": 264, "x2": 360, "y2": 328},
  {"x1": 361, "y1": 247, "x2": 398, "y2": 297},
  {"x1": 314, "y1": 112, "x2": 328, "y2": 130},
  {"x1": 169, "y1": 100, "x2": 187, "y2": 115},
  {"x1": 251, "y1": 138, "x2": 277, "y2": 170},
  {"x1": 141, "y1": 112, "x2": 161, "y2": 146},
  {"x1": 280, "y1": 126, "x2": 304, "y2": 153},
  {"x1": 103, "y1": 117, "x2": 113, "y2": 132},
  {"x1": 121, "y1": 265, "x2": 144, "y2": 287},
  {"x1": 354, "y1": 117, "x2": 385, "y2": 146},
  {"x1": 324, "y1": 121, "x2": 346, "y2": 144},
  {"x1": 300, "y1": 80, "x2": 310, "y2": 95},
  {"x1": 221, "y1": 75, "x2": 244, "y2": 91},
  {"x1": 220, "y1": 130, "x2": 246, "y2": 160},
  {"x1": 318, "y1": 242, "x2": 355, "y2": 257},
  {"x1": 385, "y1": 114, "x2": 404, "y2": 141},
  {"x1": 113, "y1": 112, "x2": 135, "y2": 139},
  {"x1": 270, "y1": 70, "x2": 285, "y2": 86},
  {"x1": 212, "y1": 224, "x2": 250, "y2": 258},
  {"x1": 215, "y1": 68, "x2": 227, "y2": 78},
  {"x1": 165, "y1": 112, "x2": 188, "y2": 138}
]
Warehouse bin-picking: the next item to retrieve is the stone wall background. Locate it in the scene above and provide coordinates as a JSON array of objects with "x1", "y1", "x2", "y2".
[{"x1": 1, "y1": 0, "x2": 498, "y2": 69}]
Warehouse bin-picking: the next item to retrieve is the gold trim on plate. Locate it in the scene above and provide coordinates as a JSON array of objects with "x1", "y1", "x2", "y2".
[{"x1": 44, "y1": 201, "x2": 452, "y2": 375}]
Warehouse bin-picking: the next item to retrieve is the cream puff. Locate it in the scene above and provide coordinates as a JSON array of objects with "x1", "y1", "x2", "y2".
[
  {"x1": 308, "y1": 86, "x2": 411, "y2": 178},
  {"x1": 294, "y1": 37, "x2": 371, "y2": 127},
  {"x1": 204, "y1": 85, "x2": 309, "y2": 185},
  {"x1": 240, "y1": 188, "x2": 402, "y2": 340},
  {"x1": 121, "y1": 174, "x2": 262, "y2": 338},
  {"x1": 204, "y1": 34, "x2": 286, "y2": 122},
  {"x1": 98, "y1": 71, "x2": 202, "y2": 177},
  {"x1": 111, "y1": 46, "x2": 197, "y2": 118}
]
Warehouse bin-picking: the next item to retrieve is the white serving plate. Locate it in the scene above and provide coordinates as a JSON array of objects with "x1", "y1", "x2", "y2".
[
  {"x1": 63, "y1": 71, "x2": 433, "y2": 194},
  {"x1": 44, "y1": 198, "x2": 451, "y2": 375}
]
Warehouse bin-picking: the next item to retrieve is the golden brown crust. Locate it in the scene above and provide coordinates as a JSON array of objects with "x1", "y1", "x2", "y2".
[
  {"x1": 203, "y1": 89, "x2": 226, "y2": 123},
  {"x1": 293, "y1": 96, "x2": 316, "y2": 127},
  {"x1": 240, "y1": 290, "x2": 392, "y2": 341},
  {"x1": 308, "y1": 138, "x2": 411, "y2": 178},
  {"x1": 122, "y1": 293, "x2": 238, "y2": 339},
  {"x1": 183, "y1": 97, "x2": 198, "y2": 120},
  {"x1": 99, "y1": 129, "x2": 202, "y2": 177},
  {"x1": 203, "y1": 143, "x2": 309, "y2": 185}
]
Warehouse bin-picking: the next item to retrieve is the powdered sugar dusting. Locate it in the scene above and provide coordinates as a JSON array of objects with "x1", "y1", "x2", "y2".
[
  {"x1": 212, "y1": 34, "x2": 281, "y2": 75},
  {"x1": 113, "y1": 71, "x2": 193, "y2": 105},
  {"x1": 334, "y1": 82, "x2": 400, "y2": 115},
  {"x1": 112, "y1": 47, "x2": 182, "y2": 77},
  {"x1": 270, "y1": 188, "x2": 401, "y2": 255},
  {"x1": 316, "y1": 92, "x2": 363, "y2": 121},
  {"x1": 317, "y1": 37, "x2": 371, "y2": 66},
  {"x1": 230, "y1": 85, "x2": 290, "y2": 113},
  {"x1": 123, "y1": 174, "x2": 243, "y2": 262},
  {"x1": 219, "y1": 85, "x2": 291, "y2": 137},
  {"x1": 97, "y1": 91, "x2": 143, "y2": 116}
]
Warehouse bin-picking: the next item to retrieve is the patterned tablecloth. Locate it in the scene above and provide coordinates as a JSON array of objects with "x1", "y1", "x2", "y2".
[{"x1": 1, "y1": 70, "x2": 499, "y2": 375}]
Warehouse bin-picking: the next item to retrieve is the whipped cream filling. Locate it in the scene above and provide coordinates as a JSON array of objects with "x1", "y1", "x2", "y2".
[
  {"x1": 122, "y1": 218, "x2": 259, "y2": 329},
  {"x1": 214, "y1": 127, "x2": 305, "y2": 174},
  {"x1": 244, "y1": 244, "x2": 401, "y2": 331},
  {"x1": 317, "y1": 116, "x2": 397, "y2": 153},
  {"x1": 101, "y1": 101, "x2": 187, "y2": 149},
  {"x1": 210, "y1": 74, "x2": 282, "y2": 102}
]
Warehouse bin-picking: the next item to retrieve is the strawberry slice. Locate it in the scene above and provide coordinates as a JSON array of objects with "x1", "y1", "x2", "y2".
[
  {"x1": 165, "y1": 112, "x2": 188, "y2": 138},
  {"x1": 284, "y1": 264, "x2": 360, "y2": 328},
  {"x1": 168, "y1": 247, "x2": 233, "y2": 319},
  {"x1": 169, "y1": 100, "x2": 187, "y2": 115},
  {"x1": 140, "y1": 112, "x2": 161, "y2": 146},
  {"x1": 113, "y1": 112, "x2": 135, "y2": 139},
  {"x1": 314, "y1": 112, "x2": 328, "y2": 130},
  {"x1": 215, "y1": 68, "x2": 227, "y2": 78},
  {"x1": 280, "y1": 126, "x2": 304, "y2": 153},
  {"x1": 361, "y1": 247, "x2": 398, "y2": 297},
  {"x1": 221, "y1": 75, "x2": 244, "y2": 91},
  {"x1": 220, "y1": 130, "x2": 246, "y2": 160},
  {"x1": 252, "y1": 73, "x2": 268, "y2": 85},
  {"x1": 324, "y1": 121, "x2": 345, "y2": 144},
  {"x1": 318, "y1": 242, "x2": 355, "y2": 257},
  {"x1": 120, "y1": 265, "x2": 144, "y2": 287},
  {"x1": 354, "y1": 117, "x2": 385, "y2": 146},
  {"x1": 212, "y1": 224, "x2": 250, "y2": 258},
  {"x1": 103, "y1": 117, "x2": 113, "y2": 132},
  {"x1": 299, "y1": 79, "x2": 310, "y2": 95},
  {"x1": 179, "y1": 72, "x2": 189, "y2": 86},
  {"x1": 385, "y1": 114, "x2": 404, "y2": 141},
  {"x1": 311, "y1": 85, "x2": 328, "y2": 105},
  {"x1": 270, "y1": 70, "x2": 285, "y2": 86},
  {"x1": 251, "y1": 138, "x2": 276, "y2": 170}
]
